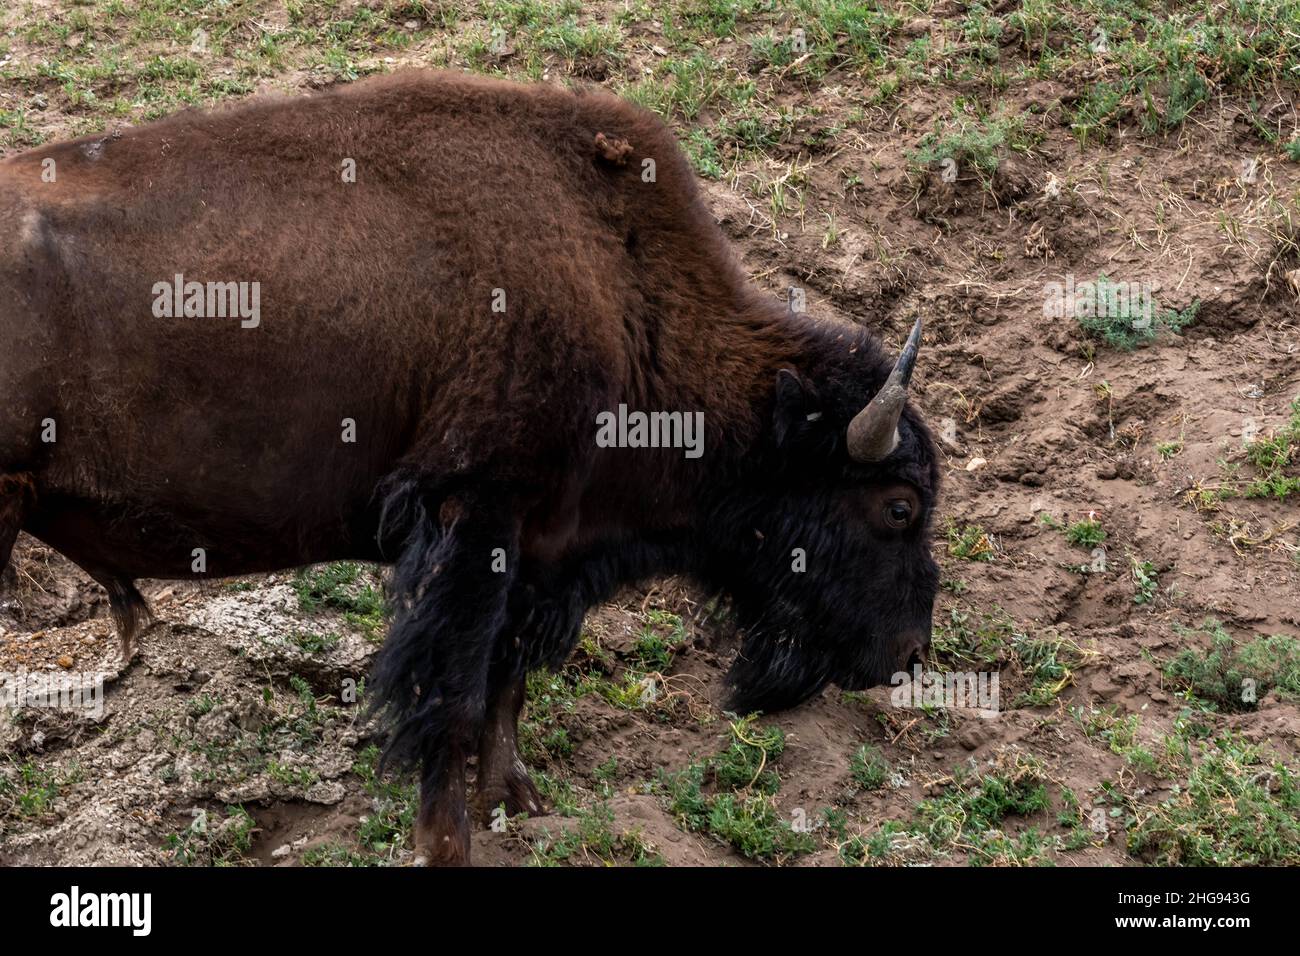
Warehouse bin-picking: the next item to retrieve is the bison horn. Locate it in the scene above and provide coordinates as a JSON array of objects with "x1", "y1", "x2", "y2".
[{"x1": 846, "y1": 317, "x2": 922, "y2": 462}]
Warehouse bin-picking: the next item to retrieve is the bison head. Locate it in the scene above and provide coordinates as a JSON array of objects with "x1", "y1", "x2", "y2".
[{"x1": 707, "y1": 318, "x2": 939, "y2": 714}]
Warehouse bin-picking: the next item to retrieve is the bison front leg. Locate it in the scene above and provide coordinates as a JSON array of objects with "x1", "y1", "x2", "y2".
[
  {"x1": 475, "y1": 672, "x2": 544, "y2": 825},
  {"x1": 0, "y1": 474, "x2": 30, "y2": 575},
  {"x1": 369, "y1": 483, "x2": 519, "y2": 867},
  {"x1": 413, "y1": 742, "x2": 471, "y2": 866}
]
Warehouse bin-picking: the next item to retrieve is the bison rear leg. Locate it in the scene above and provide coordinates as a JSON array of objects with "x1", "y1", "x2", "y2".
[
  {"x1": 0, "y1": 473, "x2": 32, "y2": 587},
  {"x1": 369, "y1": 483, "x2": 519, "y2": 867},
  {"x1": 475, "y1": 671, "x2": 545, "y2": 826}
]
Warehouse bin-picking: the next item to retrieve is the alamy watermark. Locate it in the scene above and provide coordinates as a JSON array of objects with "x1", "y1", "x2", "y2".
[
  {"x1": 595, "y1": 405, "x2": 704, "y2": 459},
  {"x1": 1043, "y1": 274, "x2": 1154, "y2": 329},
  {"x1": 151, "y1": 273, "x2": 260, "y2": 328},
  {"x1": 0, "y1": 669, "x2": 105, "y2": 718},
  {"x1": 49, "y1": 886, "x2": 151, "y2": 936},
  {"x1": 890, "y1": 665, "x2": 1000, "y2": 717}
]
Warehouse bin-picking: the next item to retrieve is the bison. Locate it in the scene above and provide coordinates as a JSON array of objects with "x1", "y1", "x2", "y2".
[{"x1": 0, "y1": 70, "x2": 939, "y2": 864}]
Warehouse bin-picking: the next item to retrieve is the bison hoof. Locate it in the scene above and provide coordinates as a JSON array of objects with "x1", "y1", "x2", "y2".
[
  {"x1": 411, "y1": 834, "x2": 470, "y2": 867},
  {"x1": 116, "y1": 639, "x2": 139, "y2": 670},
  {"x1": 478, "y1": 771, "x2": 547, "y2": 826}
]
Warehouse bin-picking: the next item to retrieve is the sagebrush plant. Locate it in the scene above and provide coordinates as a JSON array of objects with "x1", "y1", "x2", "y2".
[
  {"x1": 1165, "y1": 620, "x2": 1300, "y2": 711},
  {"x1": 1073, "y1": 275, "x2": 1199, "y2": 350}
]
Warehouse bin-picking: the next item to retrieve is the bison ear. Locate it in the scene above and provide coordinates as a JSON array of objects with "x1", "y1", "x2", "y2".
[{"x1": 772, "y1": 369, "x2": 823, "y2": 448}]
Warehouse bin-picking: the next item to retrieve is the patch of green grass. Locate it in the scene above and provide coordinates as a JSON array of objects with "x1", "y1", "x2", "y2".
[
  {"x1": 1129, "y1": 735, "x2": 1300, "y2": 865},
  {"x1": 658, "y1": 717, "x2": 815, "y2": 860},
  {"x1": 915, "y1": 756, "x2": 1054, "y2": 864},
  {"x1": 267, "y1": 760, "x2": 320, "y2": 790},
  {"x1": 162, "y1": 805, "x2": 255, "y2": 866},
  {"x1": 843, "y1": 754, "x2": 1059, "y2": 866},
  {"x1": 681, "y1": 126, "x2": 723, "y2": 178},
  {"x1": 527, "y1": 801, "x2": 662, "y2": 866},
  {"x1": 932, "y1": 606, "x2": 1019, "y2": 668},
  {"x1": 670, "y1": 0, "x2": 769, "y2": 41},
  {"x1": 520, "y1": 669, "x2": 580, "y2": 764},
  {"x1": 293, "y1": 562, "x2": 385, "y2": 639},
  {"x1": 1074, "y1": 705, "x2": 1156, "y2": 770},
  {"x1": 0, "y1": 760, "x2": 82, "y2": 822},
  {"x1": 288, "y1": 630, "x2": 340, "y2": 655},
  {"x1": 631, "y1": 610, "x2": 688, "y2": 672},
  {"x1": 351, "y1": 744, "x2": 416, "y2": 860},
  {"x1": 1241, "y1": 396, "x2": 1300, "y2": 501},
  {"x1": 909, "y1": 109, "x2": 1036, "y2": 185},
  {"x1": 1165, "y1": 619, "x2": 1300, "y2": 711},
  {"x1": 932, "y1": 606, "x2": 1090, "y2": 708},
  {"x1": 704, "y1": 791, "x2": 816, "y2": 859},
  {"x1": 187, "y1": 692, "x2": 219, "y2": 718},
  {"x1": 1012, "y1": 630, "x2": 1091, "y2": 707},
  {"x1": 0, "y1": 107, "x2": 45, "y2": 148},
  {"x1": 1064, "y1": 516, "x2": 1106, "y2": 548},
  {"x1": 531, "y1": 769, "x2": 584, "y2": 817},
  {"x1": 618, "y1": 49, "x2": 748, "y2": 122},
  {"x1": 1069, "y1": 80, "x2": 1127, "y2": 146},
  {"x1": 711, "y1": 717, "x2": 785, "y2": 793},
  {"x1": 945, "y1": 521, "x2": 994, "y2": 562},
  {"x1": 1156, "y1": 438, "x2": 1183, "y2": 460},
  {"x1": 302, "y1": 841, "x2": 377, "y2": 867},
  {"x1": 849, "y1": 744, "x2": 890, "y2": 790},
  {"x1": 578, "y1": 669, "x2": 660, "y2": 710},
  {"x1": 179, "y1": 674, "x2": 341, "y2": 791}
]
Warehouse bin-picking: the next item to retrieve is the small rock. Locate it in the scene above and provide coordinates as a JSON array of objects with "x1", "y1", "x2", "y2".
[
  {"x1": 957, "y1": 722, "x2": 993, "y2": 751},
  {"x1": 966, "y1": 457, "x2": 987, "y2": 471}
]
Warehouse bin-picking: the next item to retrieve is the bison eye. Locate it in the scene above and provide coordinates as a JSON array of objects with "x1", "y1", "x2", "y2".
[{"x1": 884, "y1": 500, "x2": 913, "y2": 529}]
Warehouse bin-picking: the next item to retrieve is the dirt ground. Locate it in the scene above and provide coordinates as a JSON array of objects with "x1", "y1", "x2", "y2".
[{"x1": 2, "y1": 1, "x2": 1299, "y2": 866}]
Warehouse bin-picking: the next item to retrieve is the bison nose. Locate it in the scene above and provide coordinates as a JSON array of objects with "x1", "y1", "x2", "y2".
[{"x1": 899, "y1": 634, "x2": 930, "y2": 671}]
